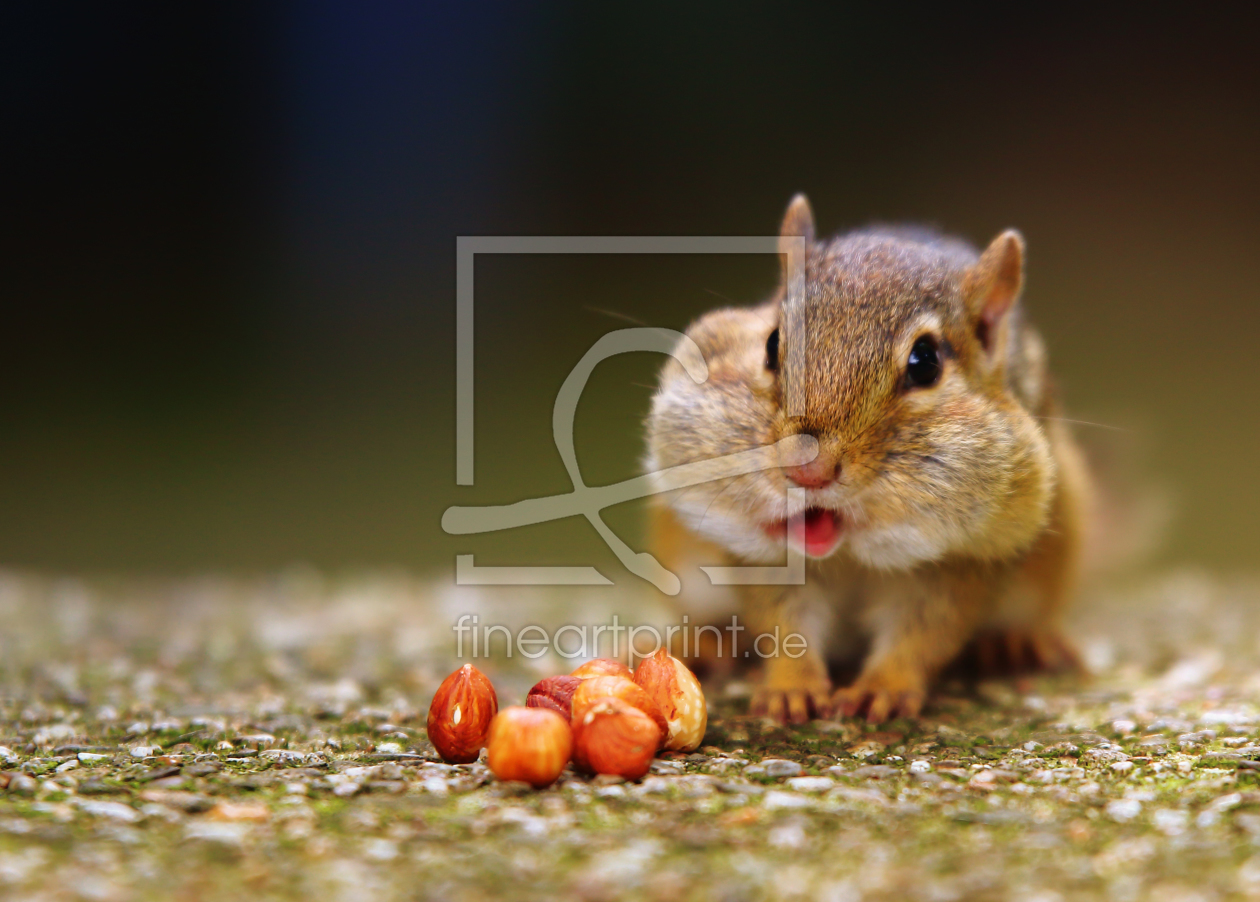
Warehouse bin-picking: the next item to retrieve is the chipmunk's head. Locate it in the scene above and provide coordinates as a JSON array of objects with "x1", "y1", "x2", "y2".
[{"x1": 647, "y1": 195, "x2": 1056, "y2": 569}]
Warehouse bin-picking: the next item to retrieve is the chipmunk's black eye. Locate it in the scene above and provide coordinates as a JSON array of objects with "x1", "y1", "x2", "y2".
[
  {"x1": 765, "y1": 327, "x2": 780, "y2": 372},
  {"x1": 905, "y1": 335, "x2": 942, "y2": 389}
]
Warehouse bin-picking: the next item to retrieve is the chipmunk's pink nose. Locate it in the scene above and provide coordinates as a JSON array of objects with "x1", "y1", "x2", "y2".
[{"x1": 783, "y1": 457, "x2": 838, "y2": 489}]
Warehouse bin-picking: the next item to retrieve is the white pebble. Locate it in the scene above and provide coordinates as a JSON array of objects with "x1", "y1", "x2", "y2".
[
  {"x1": 75, "y1": 801, "x2": 142, "y2": 823},
  {"x1": 763, "y1": 790, "x2": 813, "y2": 810},
  {"x1": 768, "y1": 821, "x2": 808, "y2": 849},
  {"x1": 184, "y1": 822, "x2": 250, "y2": 845},
  {"x1": 363, "y1": 838, "x2": 399, "y2": 862},
  {"x1": 785, "y1": 776, "x2": 834, "y2": 793},
  {"x1": 1105, "y1": 799, "x2": 1142, "y2": 822}
]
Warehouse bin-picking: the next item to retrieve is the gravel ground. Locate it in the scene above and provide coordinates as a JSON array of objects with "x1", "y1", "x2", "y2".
[{"x1": 3, "y1": 568, "x2": 1260, "y2": 901}]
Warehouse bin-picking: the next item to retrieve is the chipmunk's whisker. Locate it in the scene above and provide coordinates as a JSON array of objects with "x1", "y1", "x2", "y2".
[
  {"x1": 1035, "y1": 416, "x2": 1128, "y2": 433},
  {"x1": 584, "y1": 305, "x2": 649, "y2": 326}
]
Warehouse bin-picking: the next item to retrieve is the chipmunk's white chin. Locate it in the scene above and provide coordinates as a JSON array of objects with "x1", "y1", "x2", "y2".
[{"x1": 763, "y1": 507, "x2": 843, "y2": 559}]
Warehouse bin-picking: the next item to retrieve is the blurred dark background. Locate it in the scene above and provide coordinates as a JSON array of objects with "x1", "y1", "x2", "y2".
[{"x1": 2, "y1": 5, "x2": 1256, "y2": 575}]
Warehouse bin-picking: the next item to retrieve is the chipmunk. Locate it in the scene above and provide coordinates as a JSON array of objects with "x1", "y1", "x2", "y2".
[{"x1": 645, "y1": 195, "x2": 1089, "y2": 724}]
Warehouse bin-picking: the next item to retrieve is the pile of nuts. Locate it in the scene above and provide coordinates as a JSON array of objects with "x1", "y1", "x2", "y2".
[{"x1": 425, "y1": 649, "x2": 707, "y2": 788}]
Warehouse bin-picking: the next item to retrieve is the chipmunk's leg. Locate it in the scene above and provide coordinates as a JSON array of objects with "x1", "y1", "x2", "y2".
[
  {"x1": 972, "y1": 428, "x2": 1086, "y2": 676},
  {"x1": 834, "y1": 568, "x2": 990, "y2": 723},
  {"x1": 747, "y1": 585, "x2": 833, "y2": 724}
]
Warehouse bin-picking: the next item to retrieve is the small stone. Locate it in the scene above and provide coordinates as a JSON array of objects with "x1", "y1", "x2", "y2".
[
  {"x1": 77, "y1": 752, "x2": 108, "y2": 764},
  {"x1": 1237, "y1": 813, "x2": 1260, "y2": 837},
  {"x1": 760, "y1": 759, "x2": 803, "y2": 778},
  {"x1": 237, "y1": 733, "x2": 277, "y2": 746},
  {"x1": 209, "y1": 801, "x2": 270, "y2": 822},
  {"x1": 138, "y1": 791, "x2": 213, "y2": 813},
  {"x1": 717, "y1": 806, "x2": 761, "y2": 826},
  {"x1": 908, "y1": 760, "x2": 932, "y2": 775},
  {"x1": 715, "y1": 781, "x2": 766, "y2": 796},
  {"x1": 130, "y1": 746, "x2": 159, "y2": 758},
  {"x1": 33, "y1": 724, "x2": 77, "y2": 746},
  {"x1": 6, "y1": 774, "x2": 37, "y2": 795},
  {"x1": 76, "y1": 800, "x2": 143, "y2": 823},
  {"x1": 767, "y1": 820, "x2": 808, "y2": 849},
  {"x1": 363, "y1": 838, "x2": 399, "y2": 861},
  {"x1": 260, "y1": 749, "x2": 305, "y2": 764},
  {"x1": 0, "y1": 747, "x2": 18, "y2": 765},
  {"x1": 637, "y1": 776, "x2": 672, "y2": 795},
  {"x1": 853, "y1": 765, "x2": 899, "y2": 780},
  {"x1": 333, "y1": 781, "x2": 360, "y2": 798},
  {"x1": 763, "y1": 790, "x2": 812, "y2": 810},
  {"x1": 184, "y1": 821, "x2": 250, "y2": 846},
  {"x1": 785, "y1": 776, "x2": 834, "y2": 793},
  {"x1": 1110, "y1": 761, "x2": 1135, "y2": 774},
  {"x1": 1105, "y1": 798, "x2": 1142, "y2": 822},
  {"x1": 1152, "y1": 808, "x2": 1188, "y2": 836},
  {"x1": 375, "y1": 741, "x2": 405, "y2": 755},
  {"x1": 1112, "y1": 720, "x2": 1137, "y2": 736}
]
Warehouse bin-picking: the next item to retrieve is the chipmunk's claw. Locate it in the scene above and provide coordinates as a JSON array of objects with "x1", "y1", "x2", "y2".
[
  {"x1": 833, "y1": 678, "x2": 925, "y2": 724},
  {"x1": 972, "y1": 628, "x2": 1082, "y2": 677},
  {"x1": 750, "y1": 685, "x2": 832, "y2": 725}
]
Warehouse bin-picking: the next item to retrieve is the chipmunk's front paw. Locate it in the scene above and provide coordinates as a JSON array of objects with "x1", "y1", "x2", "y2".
[
  {"x1": 750, "y1": 682, "x2": 832, "y2": 725},
  {"x1": 832, "y1": 669, "x2": 925, "y2": 723}
]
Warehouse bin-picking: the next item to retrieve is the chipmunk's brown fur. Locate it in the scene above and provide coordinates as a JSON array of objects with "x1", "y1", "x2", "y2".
[{"x1": 645, "y1": 195, "x2": 1087, "y2": 724}]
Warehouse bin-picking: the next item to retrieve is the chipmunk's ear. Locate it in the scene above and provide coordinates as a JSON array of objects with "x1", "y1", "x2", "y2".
[
  {"x1": 777, "y1": 194, "x2": 815, "y2": 275},
  {"x1": 965, "y1": 229, "x2": 1025, "y2": 353}
]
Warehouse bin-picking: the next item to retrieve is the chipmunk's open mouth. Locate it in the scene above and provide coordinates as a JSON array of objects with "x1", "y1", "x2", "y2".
[{"x1": 763, "y1": 507, "x2": 843, "y2": 558}]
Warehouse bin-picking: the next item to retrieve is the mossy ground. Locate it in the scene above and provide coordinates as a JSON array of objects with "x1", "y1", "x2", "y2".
[{"x1": 3, "y1": 569, "x2": 1260, "y2": 900}]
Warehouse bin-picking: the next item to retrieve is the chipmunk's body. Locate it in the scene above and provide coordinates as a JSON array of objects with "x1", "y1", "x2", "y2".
[{"x1": 646, "y1": 196, "x2": 1087, "y2": 723}]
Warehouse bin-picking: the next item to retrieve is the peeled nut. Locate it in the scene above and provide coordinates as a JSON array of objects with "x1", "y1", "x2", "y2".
[
  {"x1": 486, "y1": 706, "x2": 573, "y2": 788},
  {"x1": 526, "y1": 675, "x2": 582, "y2": 719},
  {"x1": 572, "y1": 698, "x2": 660, "y2": 780},
  {"x1": 570, "y1": 658, "x2": 633, "y2": 680},
  {"x1": 426, "y1": 663, "x2": 498, "y2": 763},
  {"x1": 570, "y1": 675, "x2": 668, "y2": 743},
  {"x1": 633, "y1": 648, "x2": 708, "y2": 751}
]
